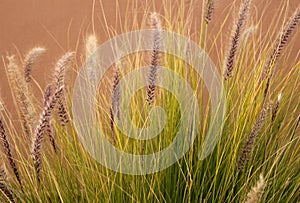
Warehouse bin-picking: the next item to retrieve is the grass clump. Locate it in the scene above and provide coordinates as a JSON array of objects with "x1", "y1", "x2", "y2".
[{"x1": 0, "y1": 1, "x2": 299, "y2": 202}]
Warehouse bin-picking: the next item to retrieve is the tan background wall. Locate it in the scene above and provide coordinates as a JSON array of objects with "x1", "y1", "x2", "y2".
[{"x1": 0, "y1": 0, "x2": 299, "y2": 112}]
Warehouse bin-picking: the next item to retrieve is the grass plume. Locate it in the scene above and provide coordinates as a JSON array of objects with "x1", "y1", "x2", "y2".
[
  {"x1": 111, "y1": 61, "x2": 121, "y2": 120},
  {"x1": 85, "y1": 34, "x2": 99, "y2": 85},
  {"x1": 224, "y1": 0, "x2": 251, "y2": 80},
  {"x1": 57, "y1": 99, "x2": 69, "y2": 126},
  {"x1": 146, "y1": 12, "x2": 162, "y2": 106},
  {"x1": 0, "y1": 166, "x2": 15, "y2": 203},
  {"x1": 54, "y1": 52, "x2": 74, "y2": 89},
  {"x1": 237, "y1": 104, "x2": 271, "y2": 170},
  {"x1": 43, "y1": 85, "x2": 56, "y2": 152},
  {"x1": 6, "y1": 56, "x2": 34, "y2": 139},
  {"x1": 244, "y1": 174, "x2": 266, "y2": 203},
  {"x1": 53, "y1": 52, "x2": 74, "y2": 126},
  {"x1": 32, "y1": 86, "x2": 64, "y2": 181},
  {"x1": 85, "y1": 35, "x2": 98, "y2": 58},
  {"x1": 204, "y1": 0, "x2": 214, "y2": 24},
  {"x1": 24, "y1": 47, "x2": 46, "y2": 83},
  {"x1": 0, "y1": 118, "x2": 22, "y2": 187},
  {"x1": 263, "y1": 6, "x2": 300, "y2": 98},
  {"x1": 110, "y1": 60, "x2": 121, "y2": 142}
]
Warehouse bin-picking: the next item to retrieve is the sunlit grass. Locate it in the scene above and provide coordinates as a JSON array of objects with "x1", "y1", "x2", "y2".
[{"x1": 0, "y1": 0, "x2": 299, "y2": 202}]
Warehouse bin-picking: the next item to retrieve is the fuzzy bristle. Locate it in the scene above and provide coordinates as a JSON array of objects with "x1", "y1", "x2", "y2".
[
  {"x1": 0, "y1": 118, "x2": 22, "y2": 187},
  {"x1": 224, "y1": 0, "x2": 251, "y2": 80},
  {"x1": 204, "y1": 0, "x2": 214, "y2": 24},
  {"x1": 24, "y1": 47, "x2": 46, "y2": 83},
  {"x1": 244, "y1": 174, "x2": 266, "y2": 203},
  {"x1": 57, "y1": 98, "x2": 69, "y2": 126},
  {"x1": 110, "y1": 60, "x2": 121, "y2": 142},
  {"x1": 85, "y1": 35, "x2": 98, "y2": 59},
  {"x1": 150, "y1": 12, "x2": 162, "y2": 30},
  {"x1": 54, "y1": 52, "x2": 74, "y2": 88},
  {"x1": 262, "y1": 7, "x2": 300, "y2": 80},
  {"x1": 32, "y1": 86, "x2": 64, "y2": 181},
  {"x1": 54, "y1": 52, "x2": 74, "y2": 126},
  {"x1": 146, "y1": 12, "x2": 162, "y2": 106},
  {"x1": 262, "y1": 6, "x2": 300, "y2": 98},
  {"x1": 85, "y1": 34, "x2": 99, "y2": 85},
  {"x1": 43, "y1": 85, "x2": 52, "y2": 107},
  {"x1": 0, "y1": 166, "x2": 15, "y2": 203},
  {"x1": 6, "y1": 55, "x2": 34, "y2": 139},
  {"x1": 43, "y1": 85, "x2": 57, "y2": 152},
  {"x1": 237, "y1": 104, "x2": 270, "y2": 170},
  {"x1": 111, "y1": 61, "x2": 121, "y2": 120}
]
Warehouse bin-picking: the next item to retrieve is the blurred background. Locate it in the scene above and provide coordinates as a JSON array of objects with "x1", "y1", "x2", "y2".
[{"x1": 0, "y1": 0, "x2": 299, "y2": 112}]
